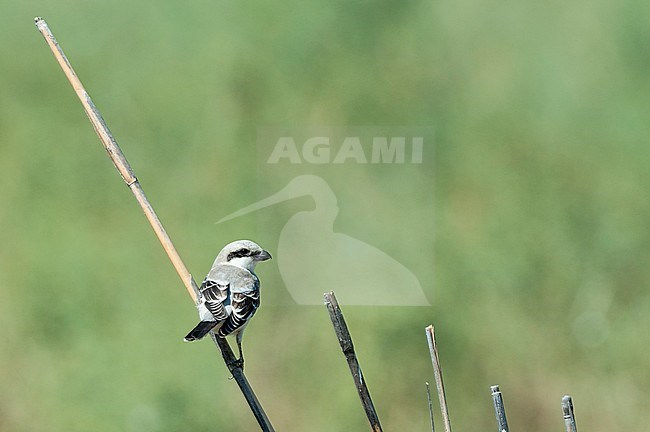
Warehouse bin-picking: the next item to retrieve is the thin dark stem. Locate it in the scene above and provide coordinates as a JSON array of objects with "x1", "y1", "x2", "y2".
[
  {"x1": 425, "y1": 325, "x2": 453, "y2": 432},
  {"x1": 490, "y1": 385, "x2": 510, "y2": 432},
  {"x1": 324, "y1": 292, "x2": 383, "y2": 432},
  {"x1": 34, "y1": 17, "x2": 274, "y2": 432},
  {"x1": 561, "y1": 395, "x2": 578, "y2": 432},
  {"x1": 426, "y1": 382, "x2": 435, "y2": 432}
]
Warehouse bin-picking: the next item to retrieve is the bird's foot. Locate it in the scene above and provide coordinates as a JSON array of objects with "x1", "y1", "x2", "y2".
[
  {"x1": 228, "y1": 357, "x2": 244, "y2": 370},
  {"x1": 226, "y1": 357, "x2": 244, "y2": 380}
]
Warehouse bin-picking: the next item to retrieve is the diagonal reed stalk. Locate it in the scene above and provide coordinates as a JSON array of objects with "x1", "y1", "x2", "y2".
[
  {"x1": 34, "y1": 17, "x2": 274, "y2": 432},
  {"x1": 425, "y1": 325, "x2": 453, "y2": 432},
  {"x1": 324, "y1": 291, "x2": 383, "y2": 432}
]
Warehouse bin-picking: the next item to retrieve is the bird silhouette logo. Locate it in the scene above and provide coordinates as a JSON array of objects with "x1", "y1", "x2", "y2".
[{"x1": 217, "y1": 174, "x2": 429, "y2": 306}]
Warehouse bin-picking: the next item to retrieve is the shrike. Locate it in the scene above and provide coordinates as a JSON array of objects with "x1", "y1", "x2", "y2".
[{"x1": 184, "y1": 240, "x2": 272, "y2": 369}]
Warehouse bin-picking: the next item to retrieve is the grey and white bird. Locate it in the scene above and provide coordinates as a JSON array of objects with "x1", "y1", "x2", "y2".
[{"x1": 184, "y1": 240, "x2": 272, "y2": 369}]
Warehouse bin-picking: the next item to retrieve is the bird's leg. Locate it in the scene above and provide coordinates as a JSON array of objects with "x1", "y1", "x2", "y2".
[
  {"x1": 235, "y1": 331, "x2": 245, "y2": 372},
  {"x1": 225, "y1": 332, "x2": 245, "y2": 379}
]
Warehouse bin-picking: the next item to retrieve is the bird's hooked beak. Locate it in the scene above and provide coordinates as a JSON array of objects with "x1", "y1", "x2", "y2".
[{"x1": 255, "y1": 250, "x2": 272, "y2": 262}]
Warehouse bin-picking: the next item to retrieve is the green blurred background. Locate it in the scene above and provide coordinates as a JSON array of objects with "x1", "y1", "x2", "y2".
[{"x1": 1, "y1": 0, "x2": 648, "y2": 431}]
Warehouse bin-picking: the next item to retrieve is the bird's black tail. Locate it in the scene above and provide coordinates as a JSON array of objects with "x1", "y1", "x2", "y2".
[{"x1": 184, "y1": 321, "x2": 217, "y2": 342}]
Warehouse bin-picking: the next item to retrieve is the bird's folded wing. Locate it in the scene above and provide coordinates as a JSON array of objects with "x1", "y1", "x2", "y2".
[
  {"x1": 199, "y1": 279, "x2": 228, "y2": 321},
  {"x1": 218, "y1": 290, "x2": 260, "y2": 337}
]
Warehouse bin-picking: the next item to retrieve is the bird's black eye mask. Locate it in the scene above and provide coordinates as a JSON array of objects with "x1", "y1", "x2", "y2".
[{"x1": 227, "y1": 248, "x2": 260, "y2": 261}]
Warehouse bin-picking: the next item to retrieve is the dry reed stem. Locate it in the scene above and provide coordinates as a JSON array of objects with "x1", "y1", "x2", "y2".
[
  {"x1": 425, "y1": 325, "x2": 453, "y2": 432},
  {"x1": 34, "y1": 17, "x2": 274, "y2": 432}
]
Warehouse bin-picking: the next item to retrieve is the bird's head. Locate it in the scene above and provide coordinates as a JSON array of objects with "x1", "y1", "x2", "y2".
[{"x1": 216, "y1": 239, "x2": 272, "y2": 271}]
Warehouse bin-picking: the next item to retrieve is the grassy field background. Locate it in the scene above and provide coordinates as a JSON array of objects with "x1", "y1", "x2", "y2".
[{"x1": 1, "y1": 1, "x2": 648, "y2": 431}]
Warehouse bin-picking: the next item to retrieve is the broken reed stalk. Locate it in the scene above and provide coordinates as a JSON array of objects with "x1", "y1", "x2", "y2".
[
  {"x1": 34, "y1": 17, "x2": 275, "y2": 432},
  {"x1": 561, "y1": 395, "x2": 577, "y2": 432},
  {"x1": 324, "y1": 292, "x2": 383, "y2": 432},
  {"x1": 426, "y1": 382, "x2": 435, "y2": 432},
  {"x1": 425, "y1": 325, "x2": 453, "y2": 432},
  {"x1": 490, "y1": 385, "x2": 510, "y2": 432}
]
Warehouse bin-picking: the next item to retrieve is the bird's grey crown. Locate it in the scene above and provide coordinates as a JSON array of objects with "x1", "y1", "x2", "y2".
[{"x1": 215, "y1": 239, "x2": 264, "y2": 264}]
